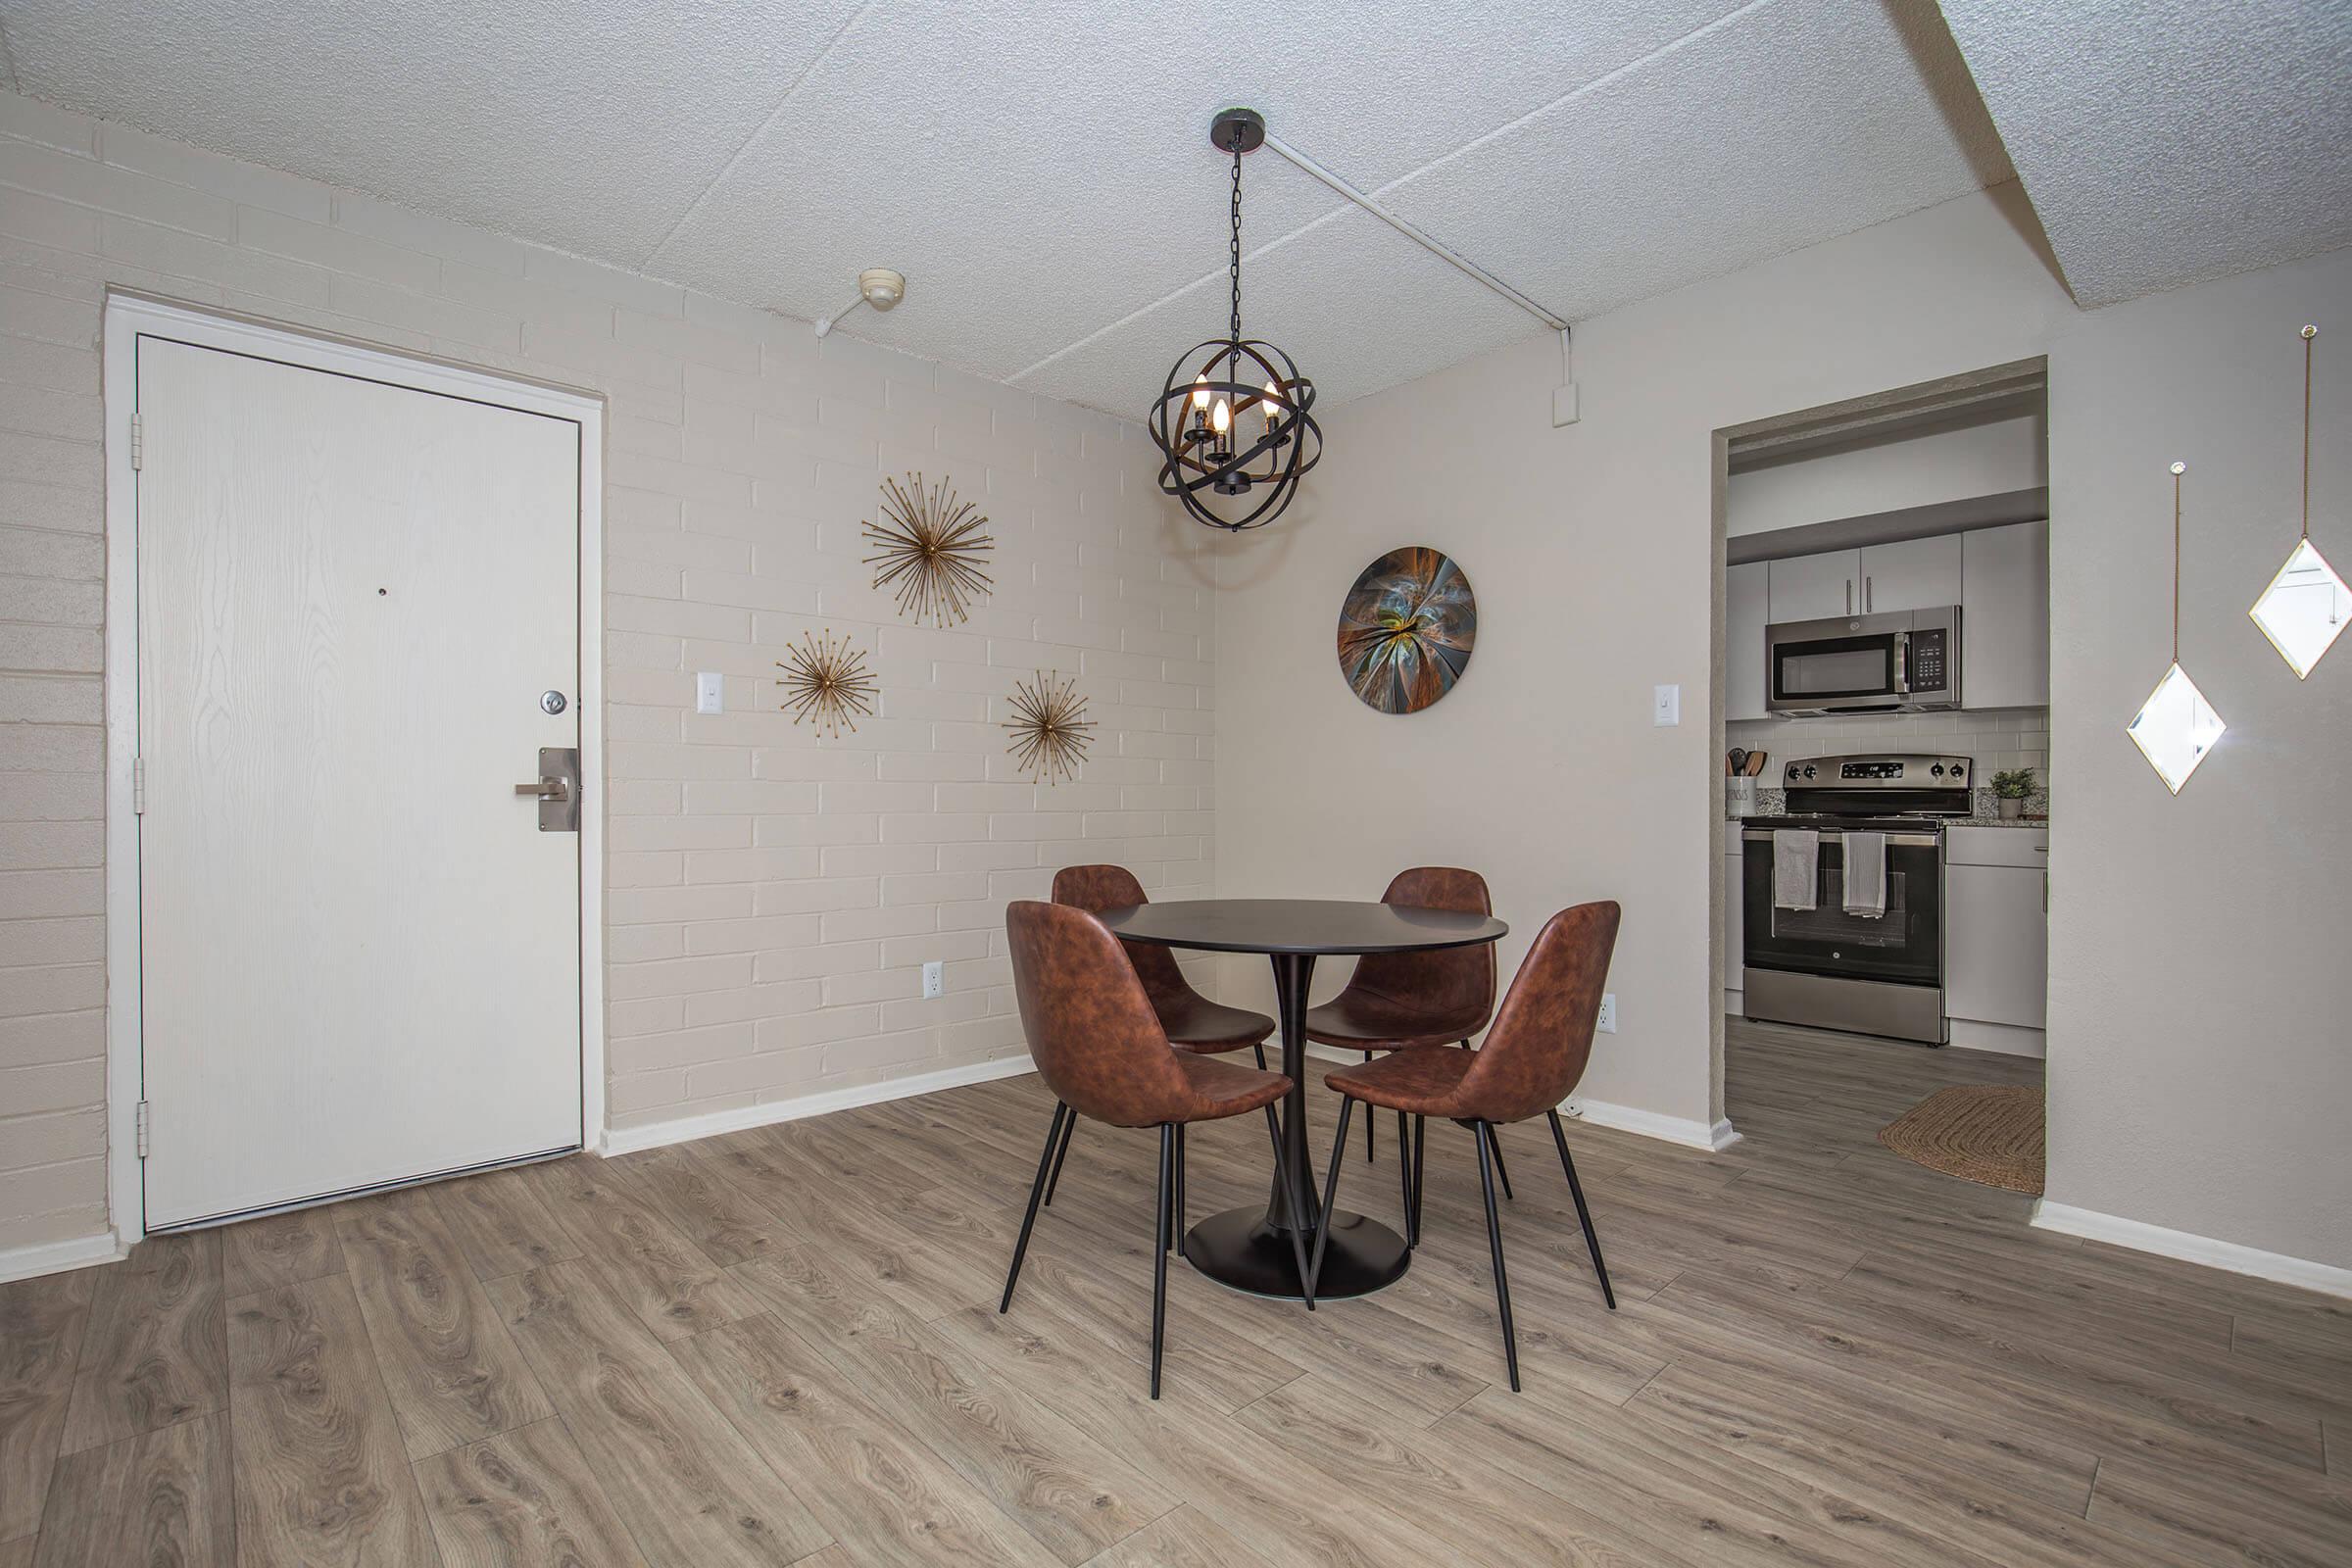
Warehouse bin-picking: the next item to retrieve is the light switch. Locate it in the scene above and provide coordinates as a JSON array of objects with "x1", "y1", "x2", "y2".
[
  {"x1": 696, "y1": 671, "x2": 723, "y2": 715},
  {"x1": 1652, "y1": 684, "x2": 1680, "y2": 726}
]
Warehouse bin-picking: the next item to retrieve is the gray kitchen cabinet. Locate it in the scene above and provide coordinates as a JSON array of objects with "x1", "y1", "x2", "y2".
[
  {"x1": 1859, "y1": 533, "x2": 1962, "y2": 613},
  {"x1": 1962, "y1": 519, "x2": 2050, "y2": 709},
  {"x1": 1727, "y1": 560, "x2": 1770, "y2": 720},
  {"x1": 1944, "y1": 828, "x2": 2048, "y2": 1029},
  {"x1": 1768, "y1": 548, "x2": 1860, "y2": 621}
]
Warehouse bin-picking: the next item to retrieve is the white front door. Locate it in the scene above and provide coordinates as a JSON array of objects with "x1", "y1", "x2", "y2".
[{"x1": 134, "y1": 334, "x2": 584, "y2": 1229}]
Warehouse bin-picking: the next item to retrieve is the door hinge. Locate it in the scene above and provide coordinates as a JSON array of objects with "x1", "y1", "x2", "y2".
[
  {"x1": 135, "y1": 1100, "x2": 151, "y2": 1157},
  {"x1": 129, "y1": 413, "x2": 143, "y2": 471},
  {"x1": 131, "y1": 757, "x2": 145, "y2": 814}
]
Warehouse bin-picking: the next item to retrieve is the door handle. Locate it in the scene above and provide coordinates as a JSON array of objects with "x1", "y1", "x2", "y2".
[
  {"x1": 1844, "y1": 579, "x2": 1852, "y2": 614},
  {"x1": 517, "y1": 747, "x2": 581, "y2": 832}
]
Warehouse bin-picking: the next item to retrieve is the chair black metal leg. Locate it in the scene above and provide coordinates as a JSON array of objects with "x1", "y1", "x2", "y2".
[
  {"x1": 1485, "y1": 1122, "x2": 1514, "y2": 1200},
  {"x1": 1474, "y1": 1119, "x2": 1520, "y2": 1391},
  {"x1": 1409, "y1": 1114, "x2": 1425, "y2": 1246},
  {"x1": 1253, "y1": 1042, "x2": 1268, "y2": 1071},
  {"x1": 1363, "y1": 1053, "x2": 1376, "y2": 1162},
  {"x1": 1305, "y1": 1097, "x2": 1355, "y2": 1307},
  {"x1": 1546, "y1": 1109, "x2": 1616, "y2": 1310},
  {"x1": 1152, "y1": 1124, "x2": 1172, "y2": 1399},
  {"x1": 1172, "y1": 1123, "x2": 1187, "y2": 1259},
  {"x1": 1042, "y1": 1106, "x2": 1077, "y2": 1207},
  {"x1": 1396, "y1": 1108, "x2": 1412, "y2": 1241},
  {"x1": 1002, "y1": 1102, "x2": 1068, "y2": 1313},
  {"x1": 1461, "y1": 1039, "x2": 1511, "y2": 1200}
]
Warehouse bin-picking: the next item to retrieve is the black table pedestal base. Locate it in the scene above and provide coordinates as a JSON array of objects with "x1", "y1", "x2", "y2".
[{"x1": 1184, "y1": 1205, "x2": 1409, "y2": 1300}]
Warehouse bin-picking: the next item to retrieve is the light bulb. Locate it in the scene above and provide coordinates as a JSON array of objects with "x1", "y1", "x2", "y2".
[
  {"x1": 1211, "y1": 398, "x2": 1231, "y2": 435},
  {"x1": 1191, "y1": 372, "x2": 1210, "y2": 410},
  {"x1": 1262, "y1": 381, "x2": 1282, "y2": 423}
]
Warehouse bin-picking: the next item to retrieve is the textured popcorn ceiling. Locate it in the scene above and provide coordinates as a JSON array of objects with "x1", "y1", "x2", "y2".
[
  {"x1": 1937, "y1": 0, "x2": 2352, "y2": 309},
  {"x1": 5, "y1": 0, "x2": 2026, "y2": 412}
]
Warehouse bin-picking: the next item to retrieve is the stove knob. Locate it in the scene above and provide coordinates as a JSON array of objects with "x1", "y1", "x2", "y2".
[
  {"x1": 1802, "y1": 765, "x2": 1817, "y2": 779},
  {"x1": 1930, "y1": 763, "x2": 1944, "y2": 777}
]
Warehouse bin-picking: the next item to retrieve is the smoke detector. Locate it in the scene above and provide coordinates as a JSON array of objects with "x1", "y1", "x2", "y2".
[{"x1": 814, "y1": 268, "x2": 907, "y2": 336}]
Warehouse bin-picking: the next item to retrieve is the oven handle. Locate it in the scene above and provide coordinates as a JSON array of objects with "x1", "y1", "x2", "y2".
[{"x1": 1743, "y1": 831, "x2": 1942, "y2": 849}]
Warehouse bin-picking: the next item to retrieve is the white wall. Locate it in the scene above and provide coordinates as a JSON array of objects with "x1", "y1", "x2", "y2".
[
  {"x1": 0, "y1": 89, "x2": 1215, "y2": 1258},
  {"x1": 1213, "y1": 182, "x2": 2352, "y2": 1278},
  {"x1": 1212, "y1": 184, "x2": 2077, "y2": 1139},
  {"x1": 1726, "y1": 410, "x2": 2046, "y2": 537},
  {"x1": 2043, "y1": 247, "x2": 2352, "y2": 1272}
]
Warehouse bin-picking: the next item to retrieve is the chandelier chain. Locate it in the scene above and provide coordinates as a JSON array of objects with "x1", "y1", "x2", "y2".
[{"x1": 1228, "y1": 143, "x2": 1244, "y2": 345}]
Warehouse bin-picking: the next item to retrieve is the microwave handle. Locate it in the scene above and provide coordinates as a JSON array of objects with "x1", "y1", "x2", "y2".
[{"x1": 1892, "y1": 629, "x2": 1910, "y2": 694}]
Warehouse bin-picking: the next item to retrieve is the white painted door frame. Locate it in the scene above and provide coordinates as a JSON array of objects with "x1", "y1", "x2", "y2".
[{"x1": 100, "y1": 290, "x2": 608, "y2": 1250}]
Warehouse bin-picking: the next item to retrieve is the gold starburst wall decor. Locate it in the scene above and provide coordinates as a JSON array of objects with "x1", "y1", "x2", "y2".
[
  {"x1": 863, "y1": 471, "x2": 995, "y2": 627},
  {"x1": 776, "y1": 628, "x2": 877, "y2": 738},
  {"x1": 1003, "y1": 669, "x2": 1096, "y2": 785}
]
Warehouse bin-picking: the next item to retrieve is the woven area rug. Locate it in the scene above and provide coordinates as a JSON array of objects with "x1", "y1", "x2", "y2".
[{"x1": 1878, "y1": 1085, "x2": 2045, "y2": 1195}]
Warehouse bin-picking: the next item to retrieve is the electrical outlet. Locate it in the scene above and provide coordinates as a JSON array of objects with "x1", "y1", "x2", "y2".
[
  {"x1": 1595, "y1": 993, "x2": 1617, "y2": 1033},
  {"x1": 921, "y1": 960, "x2": 943, "y2": 1000}
]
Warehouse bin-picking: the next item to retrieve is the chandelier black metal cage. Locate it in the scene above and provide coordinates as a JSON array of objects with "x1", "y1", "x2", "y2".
[{"x1": 1148, "y1": 108, "x2": 1321, "y2": 532}]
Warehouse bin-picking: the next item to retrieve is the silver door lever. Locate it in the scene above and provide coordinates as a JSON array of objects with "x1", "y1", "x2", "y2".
[{"x1": 514, "y1": 778, "x2": 569, "y2": 799}]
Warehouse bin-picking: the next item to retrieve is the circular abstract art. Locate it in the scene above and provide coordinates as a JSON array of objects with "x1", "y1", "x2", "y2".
[{"x1": 1337, "y1": 547, "x2": 1477, "y2": 714}]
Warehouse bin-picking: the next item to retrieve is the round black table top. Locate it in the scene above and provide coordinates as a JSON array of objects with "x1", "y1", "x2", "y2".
[{"x1": 1096, "y1": 898, "x2": 1507, "y2": 956}]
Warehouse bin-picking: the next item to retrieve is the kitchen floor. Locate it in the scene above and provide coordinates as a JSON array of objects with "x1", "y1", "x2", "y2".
[{"x1": 4, "y1": 1021, "x2": 2343, "y2": 1567}]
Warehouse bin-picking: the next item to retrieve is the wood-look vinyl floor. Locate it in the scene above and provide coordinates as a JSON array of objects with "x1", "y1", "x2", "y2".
[{"x1": 5, "y1": 1018, "x2": 2349, "y2": 1566}]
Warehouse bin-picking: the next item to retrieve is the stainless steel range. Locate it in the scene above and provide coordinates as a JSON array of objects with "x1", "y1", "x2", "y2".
[{"x1": 1740, "y1": 753, "x2": 1972, "y2": 1045}]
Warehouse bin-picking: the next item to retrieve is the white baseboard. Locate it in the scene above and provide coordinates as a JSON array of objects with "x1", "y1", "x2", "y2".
[
  {"x1": 0, "y1": 1228, "x2": 128, "y2": 1286},
  {"x1": 2032, "y1": 1200, "x2": 2352, "y2": 1300},
  {"x1": 1947, "y1": 1018, "x2": 2045, "y2": 1058},
  {"x1": 601, "y1": 1054, "x2": 1037, "y2": 1157},
  {"x1": 1563, "y1": 1097, "x2": 1742, "y2": 1152}
]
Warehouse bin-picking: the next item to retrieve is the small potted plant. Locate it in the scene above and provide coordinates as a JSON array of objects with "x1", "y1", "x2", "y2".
[{"x1": 1991, "y1": 767, "x2": 2035, "y2": 820}]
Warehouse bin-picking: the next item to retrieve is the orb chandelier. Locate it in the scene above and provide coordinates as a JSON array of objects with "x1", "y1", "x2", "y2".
[{"x1": 1148, "y1": 108, "x2": 1321, "y2": 532}]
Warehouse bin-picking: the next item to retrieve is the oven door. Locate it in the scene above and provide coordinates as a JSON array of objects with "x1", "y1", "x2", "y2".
[
  {"x1": 1741, "y1": 830, "x2": 1942, "y2": 987},
  {"x1": 1766, "y1": 612, "x2": 1908, "y2": 714}
]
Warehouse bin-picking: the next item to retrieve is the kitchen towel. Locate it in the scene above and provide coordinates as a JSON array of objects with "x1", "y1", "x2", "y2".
[
  {"x1": 1842, "y1": 831, "x2": 1887, "y2": 918},
  {"x1": 1772, "y1": 829, "x2": 1819, "y2": 909}
]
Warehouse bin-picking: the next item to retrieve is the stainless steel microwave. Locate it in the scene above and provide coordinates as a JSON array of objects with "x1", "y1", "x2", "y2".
[{"x1": 1765, "y1": 607, "x2": 1960, "y2": 715}]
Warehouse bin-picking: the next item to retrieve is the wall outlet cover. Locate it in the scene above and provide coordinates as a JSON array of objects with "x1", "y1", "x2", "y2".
[
  {"x1": 1596, "y1": 992, "x2": 1617, "y2": 1033},
  {"x1": 921, "y1": 960, "x2": 944, "y2": 1000}
]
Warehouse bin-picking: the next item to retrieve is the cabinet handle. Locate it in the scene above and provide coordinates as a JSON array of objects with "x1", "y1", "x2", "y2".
[
  {"x1": 1844, "y1": 579, "x2": 1852, "y2": 614},
  {"x1": 1865, "y1": 575, "x2": 1873, "y2": 612}
]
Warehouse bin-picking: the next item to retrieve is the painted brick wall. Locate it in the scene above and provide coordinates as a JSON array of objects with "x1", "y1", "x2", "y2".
[{"x1": 0, "y1": 89, "x2": 1215, "y2": 1256}]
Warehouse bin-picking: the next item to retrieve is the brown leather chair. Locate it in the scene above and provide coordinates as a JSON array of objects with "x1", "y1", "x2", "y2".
[
  {"x1": 1303, "y1": 867, "x2": 1508, "y2": 1193},
  {"x1": 1044, "y1": 865, "x2": 1278, "y2": 1206},
  {"x1": 1305, "y1": 901, "x2": 1622, "y2": 1391},
  {"x1": 1000, "y1": 900, "x2": 1308, "y2": 1398}
]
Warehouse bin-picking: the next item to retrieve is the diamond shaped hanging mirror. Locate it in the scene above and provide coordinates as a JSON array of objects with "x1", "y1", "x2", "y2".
[
  {"x1": 2127, "y1": 463, "x2": 2227, "y2": 794},
  {"x1": 2248, "y1": 326, "x2": 2346, "y2": 678}
]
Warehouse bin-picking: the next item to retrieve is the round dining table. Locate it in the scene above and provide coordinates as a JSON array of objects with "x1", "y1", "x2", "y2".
[{"x1": 1095, "y1": 898, "x2": 1508, "y2": 1300}]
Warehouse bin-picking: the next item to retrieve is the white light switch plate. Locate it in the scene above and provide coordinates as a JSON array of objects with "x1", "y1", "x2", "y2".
[
  {"x1": 696, "y1": 671, "x2": 723, "y2": 715},
  {"x1": 1651, "y1": 684, "x2": 1680, "y2": 726}
]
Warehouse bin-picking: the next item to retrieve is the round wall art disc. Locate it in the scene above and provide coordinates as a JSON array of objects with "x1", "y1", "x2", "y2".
[{"x1": 1337, "y1": 547, "x2": 1476, "y2": 714}]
